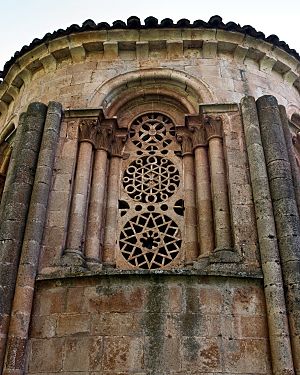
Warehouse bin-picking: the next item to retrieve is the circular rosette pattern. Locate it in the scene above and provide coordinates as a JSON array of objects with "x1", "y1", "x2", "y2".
[
  {"x1": 119, "y1": 212, "x2": 181, "y2": 269},
  {"x1": 129, "y1": 113, "x2": 175, "y2": 148},
  {"x1": 123, "y1": 155, "x2": 180, "y2": 203}
]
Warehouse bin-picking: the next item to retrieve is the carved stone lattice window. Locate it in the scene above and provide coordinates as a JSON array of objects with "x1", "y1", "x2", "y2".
[
  {"x1": 123, "y1": 155, "x2": 180, "y2": 203},
  {"x1": 118, "y1": 113, "x2": 184, "y2": 269}
]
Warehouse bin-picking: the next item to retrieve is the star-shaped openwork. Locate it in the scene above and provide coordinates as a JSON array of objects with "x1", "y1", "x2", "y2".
[{"x1": 119, "y1": 212, "x2": 181, "y2": 269}]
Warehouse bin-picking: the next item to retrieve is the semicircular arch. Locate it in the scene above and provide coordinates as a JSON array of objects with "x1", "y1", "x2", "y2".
[{"x1": 88, "y1": 68, "x2": 214, "y2": 115}]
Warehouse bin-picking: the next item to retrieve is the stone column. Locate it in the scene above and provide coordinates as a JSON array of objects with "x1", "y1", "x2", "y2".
[
  {"x1": 0, "y1": 114, "x2": 26, "y2": 219},
  {"x1": 85, "y1": 126, "x2": 112, "y2": 268},
  {"x1": 241, "y1": 96, "x2": 294, "y2": 375},
  {"x1": 191, "y1": 126, "x2": 214, "y2": 255},
  {"x1": 64, "y1": 118, "x2": 97, "y2": 265},
  {"x1": 257, "y1": 95, "x2": 300, "y2": 374},
  {"x1": 0, "y1": 103, "x2": 47, "y2": 371},
  {"x1": 102, "y1": 135, "x2": 125, "y2": 265},
  {"x1": 279, "y1": 105, "x2": 300, "y2": 217},
  {"x1": 205, "y1": 116, "x2": 232, "y2": 250},
  {"x1": 3, "y1": 102, "x2": 62, "y2": 375},
  {"x1": 178, "y1": 133, "x2": 198, "y2": 262}
]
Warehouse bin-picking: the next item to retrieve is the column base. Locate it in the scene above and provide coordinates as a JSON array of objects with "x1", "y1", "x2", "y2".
[
  {"x1": 210, "y1": 247, "x2": 241, "y2": 263},
  {"x1": 86, "y1": 258, "x2": 103, "y2": 272},
  {"x1": 193, "y1": 247, "x2": 241, "y2": 269},
  {"x1": 61, "y1": 249, "x2": 86, "y2": 267}
]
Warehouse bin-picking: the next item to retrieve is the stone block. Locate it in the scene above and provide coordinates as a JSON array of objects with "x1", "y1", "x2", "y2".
[
  {"x1": 71, "y1": 71, "x2": 93, "y2": 85},
  {"x1": 33, "y1": 287, "x2": 67, "y2": 316},
  {"x1": 144, "y1": 335, "x2": 181, "y2": 372},
  {"x1": 63, "y1": 337, "x2": 91, "y2": 371},
  {"x1": 28, "y1": 338, "x2": 64, "y2": 373},
  {"x1": 102, "y1": 336, "x2": 143, "y2": 372},
  {"x1": 103, "y1": 42, "x2": 118, "y2": 60},
  {"x1": 30, "y1": 315, "x2": 57, "y2": 338},
  {"x1": 199, "y1": 288, "x2": 223, "y2": 314},
  {"x1": 181, "y1": 336, "x2": 222, "y2": 372},
  {"x1": 66, "y1": 287, "x2": 85, "y2": 313},
  {"x1": 91, "y1": 312, "x2": 143, "y2": 336},
  {"x1": 224, "y1": 338, "x2": 270, "y2": 373},
  {"x1": 232, "y1": 286, "x2": 266, "y2": 316},
  {"x1": 84, "y1": 285, "x2": 146, "y2": 313},
  {"x1": 56, "y1": 313, "x2": 90, "y2": 336},
  {"x1": 240, "y1": 315, "x2": 268, "y2": 338},
  {"x1": 168, "y1": 285, "x2": 183, "y2": 313},
  {"x1": 202, "y1": 41, "x2": 218, "y2": 59}
]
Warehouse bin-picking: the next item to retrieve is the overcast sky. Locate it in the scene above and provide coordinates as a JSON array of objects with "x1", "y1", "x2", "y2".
[{"x1": 1, "y1": 0, "x2": 299, "y2": 71}]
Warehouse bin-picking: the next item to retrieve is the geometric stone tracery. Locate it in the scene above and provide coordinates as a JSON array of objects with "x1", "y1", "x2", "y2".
[
  {"x1": 119, "y1": 212, "x2": 181, "y2": 269},
  {"x1": 119, "y1": 112, "x2": 183, "y2": 270},
  {"x1": 123, "y1": 155, "x2": 180, "y2": 203}
]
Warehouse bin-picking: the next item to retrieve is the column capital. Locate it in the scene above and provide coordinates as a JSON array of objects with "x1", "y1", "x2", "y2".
[
  {"x1": 111, "y1": 131, "x2": 128, "y2": 157},
  {"x1": 95, "y1": 126, "x2": 113, "y2": 152},
  {"x1": 191, "y1": 125, "x2": 207, "y2": 149},
  {"x1": 176, "y1": 129, "x2": 193, "y2": 156},
  {"x1": 204, "y1": 115, "x2": 223, "y2": 141},
  {"x1": 78, "y1": 118, "x2": 99, "y2": 146},
  {"x1": 292, "y1": 132, "x2": 300, "y2": 154}
]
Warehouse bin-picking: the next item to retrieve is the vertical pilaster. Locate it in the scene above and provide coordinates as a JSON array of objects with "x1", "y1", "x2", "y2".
[
  {"x1": 241, "y1": 96, "x2": 294, "y2": 375},
  {"x1": 192, "y1": 126, "x2": 214, "y2": 255},
  {"x1": 257, "y1": 95, "x2": 300, "y2": 374},
  {"x1": 0, "y1": 103, "x2": 47, "y2": 371},
  {"x1": 205, "y1": 116, "x2": 232, "y2": 250},
  {"x1": 102, "y1": 135, "x2": 126, "y2": 265},
  {"x1": 85, "y1": 126, "x2": 112, "y2": 267},
  {"x1": 64, "y1": 118, "x2": 97, "y2": 265},
  {"x1": 177, "y1": 133, "x2": 198, "y2": 262},
  {"x1": 3, "y1": 102, "x2": 62, "y2": 375}
]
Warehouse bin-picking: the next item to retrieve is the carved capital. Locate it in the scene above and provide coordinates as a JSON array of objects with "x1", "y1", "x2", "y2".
[
  {"x1": 204, "y1": 116, "x2": 223, "y2": 141},
  {"x1": 191, "y1": 126, "x2": 207, "y2": 149},
  {"x1": 78, "y1": 119, "x2": 98, "y2": 145},
  {"x1": 177, "y1": 134, "x2": 193, "y2": 156},
  {"x1": 95, "y1": 126, "x2": 113, "y2": 152},
  {"x1": 111, "y1": 133, "x2": 127, "y2": 157},
  {"x1": 292, "y1": 132, "x2": 300, "y2": 154}
]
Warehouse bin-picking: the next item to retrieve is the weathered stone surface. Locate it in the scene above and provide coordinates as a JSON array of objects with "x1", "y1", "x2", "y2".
[
  {"x1": 25, "y1": 276, "x2": 271, "y2": 374},
  {"x1": 241, "y1": 96, "x2": 295, "y2": 374},
  {"x1": 257, "y1": 95, "x2": 300, "y2": 374},
  {"x1": 1, "y1": 18, "x2": 300, "y2": 375}
]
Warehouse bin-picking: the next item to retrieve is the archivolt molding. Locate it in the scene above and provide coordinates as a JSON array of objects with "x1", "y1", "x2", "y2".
[
  {"x1": 89, "y1": 68, "x2": 214, "y2": 112},
  {"x1": 104, "y1": 86, "x2": 196, "y2": 117},
  {"x1": 0, "y1": 28, "x2": 300, "y2": 118}
]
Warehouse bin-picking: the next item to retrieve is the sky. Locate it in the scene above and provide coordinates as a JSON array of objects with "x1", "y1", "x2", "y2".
[{"x1": 0, "y1": 0, "x2": 299, "y2": 71}]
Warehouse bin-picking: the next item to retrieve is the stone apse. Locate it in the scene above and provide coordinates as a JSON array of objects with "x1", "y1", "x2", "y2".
[{"x1": 0, "y1": 16, "x2": 300, "y2": 375}]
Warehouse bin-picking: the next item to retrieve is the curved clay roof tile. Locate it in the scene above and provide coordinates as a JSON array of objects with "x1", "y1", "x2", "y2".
[{"x1": 0, "y1": 15, "x2": 299, "y2": 80}]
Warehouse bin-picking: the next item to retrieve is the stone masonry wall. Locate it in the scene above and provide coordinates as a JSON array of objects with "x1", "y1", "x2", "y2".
[
  {"x1": 1, "y1": 54, "x2": 300, "y2": 131},
  {"x1": 27, "y1": 276, "x2": 271, "y2": 374}
]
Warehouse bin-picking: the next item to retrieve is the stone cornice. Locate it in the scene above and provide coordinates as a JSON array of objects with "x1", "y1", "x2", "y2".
[{"x1": 0, "y1": 16, "x2": 300, "y2": 117}]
